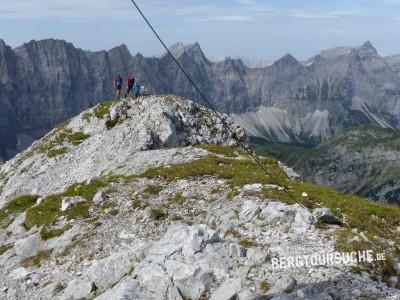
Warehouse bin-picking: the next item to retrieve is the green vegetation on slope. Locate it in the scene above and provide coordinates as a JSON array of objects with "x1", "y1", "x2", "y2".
[
  {"x1": 135, "y1": 147, "x2": 400, "y2": 281},
  {"x1": 196, "y1": 144, "x2": 247, "y2": 157},
  {"x1": 250, "y1": 125, "x2": 400, "y2": 204},
  {"x1": 1, "y1": 144, "x2": 399, "y2": 281},
  {"x1": 0, "y1": 195, "x2": 39, "y2": 228},
  {"x1": 250, "y1": 137, "x2": 312, "y2": 165},
  {"x1": 136, "y1": 150, "x2": 399, "y2": 244},
  {"x1": 34, "y1": 128, "x2": 90, "y2": 158},
  {"x1": 23, "y1": 179, "x2": 109, "y2": 236},
  {"x1": 0, "y1": 244, "x2": 12, "y2": 255},
  {"x1": 93, "y1": 100, "x2": 121, "y2": 129},
  {"x1": 137, "y1": 153, "x2": 288, "y2": 188},
  {"x1": 94, "y1": 100, "x2": 116, "y2": 119}
]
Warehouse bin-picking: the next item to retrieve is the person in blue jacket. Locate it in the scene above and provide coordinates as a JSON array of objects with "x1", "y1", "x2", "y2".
[
  {"x1": 113, "y1": 75, "x2": 123, "y2": 99},
  {"x1": 134, "y1": 83, "x2": 141, "y2": 99}
]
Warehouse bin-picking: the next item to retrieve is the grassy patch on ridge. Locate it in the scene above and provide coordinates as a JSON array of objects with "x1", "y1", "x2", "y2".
[
  {"x1": 137, "y1": 154, "x2": 288, "y2": 188},
  {"x1": 0, "y1": 195, "x2": 39, "y2": 228},
  {"x1": 24, "y1": 179, "x2": 107, "y2": 232},
  {"x1": 136, "y1": 150, "x2": 400, "y2": 249}
]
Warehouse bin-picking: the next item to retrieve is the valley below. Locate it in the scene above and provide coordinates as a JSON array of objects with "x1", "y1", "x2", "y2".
[{"x1": 251, "y1": 125, "x2": 400, "y2": 205}]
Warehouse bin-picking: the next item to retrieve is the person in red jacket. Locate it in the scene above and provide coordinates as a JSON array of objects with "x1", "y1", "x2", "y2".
[
  {"x1": 113, "y1": 75, "x2": 123, "y2": 99},
  {"x1": 125, "y1": 73, "x2": 135, "y2": 98}
]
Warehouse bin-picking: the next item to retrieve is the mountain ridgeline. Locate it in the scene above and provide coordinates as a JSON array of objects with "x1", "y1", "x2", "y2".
[{"x1": 1, "y1": 39, "x2": 400, "y2": 161}]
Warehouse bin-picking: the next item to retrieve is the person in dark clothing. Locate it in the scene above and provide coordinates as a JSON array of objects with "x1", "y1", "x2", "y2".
[
  {"x1": 125, "y1": 73, "x2": 135, "y2": 98},
  {"x1": 113, "y1": 75, "x2": 123, "y2": 99}
]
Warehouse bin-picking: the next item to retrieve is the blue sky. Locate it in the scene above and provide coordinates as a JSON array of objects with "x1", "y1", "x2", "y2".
[{"x1": 0, "y1": 0, "x2": 400, "y2": 61}]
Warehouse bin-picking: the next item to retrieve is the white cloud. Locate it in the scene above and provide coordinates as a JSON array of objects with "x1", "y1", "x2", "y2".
[
  {"x1": 235, "y1": 0, "x2": 256, "y2": 5},
  {"x1": 0, "y1": 0, "x2": 261, "y2": 23},
  {"x1": 210, "y1": 15, "x2": 255, "y2": 22},
  {"x1": 289, "y1": 8, "x2": 369, "y2": 19},
  {"x1": 0, "y1": 0, "x2": 226, "y2": 22},
  {"x1": 384, "y1": 0, "x2": 400, "y2": 4},
  {"x1": 0, "y1": 0, "x2": 135, "y2": 21}
]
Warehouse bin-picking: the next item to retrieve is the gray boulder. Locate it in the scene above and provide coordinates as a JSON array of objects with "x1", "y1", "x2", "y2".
[
  {"x1": 268, "y1": 275, "x2": 297, "y2": 294},
  {"x1": 61, "y1": 197, "x2": 84, "y2": 212},
  {"x1": 93, "y1": 191, "x2": 108, "y2": 205},
  {"x1": 61, "y1": 277, "x2": 95, "y2": 300},
  {"x1": 313, "y1": 208, "x2": 342, "y2": 225},
  {"x1": 240, "y1": 200, "x2": 262, "y2": 221},
  {"x1": 246, "y1": 248, "x2": 267, "y2": 266},
  {"x1": 210, "y1": 278, "x2": 242, "y2": 300},
  {"x1": 14, "y1": 233, "x2": 40, "y2": 258},
  {"x1": 7, "y1": 267, "x2": 36, "y2": 282},
  {"x1": 94, "y1": 281, "x2": 143, "y2": 300}
]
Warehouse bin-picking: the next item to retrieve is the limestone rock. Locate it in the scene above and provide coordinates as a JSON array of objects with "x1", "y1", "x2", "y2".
[
  {"x1": 210, "y1": 278, "x2": 242, "y2": 300},
  {"x1": 243, "y1": 184, "x2": 263, "y2": 192},
  {"x1": 93, "y1": 191, "x2": 108, "y2": 205},
  {"x1": 246, "y1": 248, "x2": 267, "y2": 266},
  {"x1": 94, "y1": 281, "x2": 143, "y2": 300},
  {"x1": 14, "y1": 233, "x2": 40, "y2": 258},
  {"x1": 268, "y1": 275, "x2": 297, "y2": 294},
  {"x1": 7, "y1": 267, "x2": 35, "y2": 282},
  {"x1": 240, "y1": 200, "x2": 262, "y2": 221},
  {"x1": 61, "y1": 197, "x2": 83, "y2": 212},
  {"x1": 313, "y1": 208, "x2": 342, "y2": 225},
  {"x1": 61, "y1": 277, "x2": 95, "y2": 300}
]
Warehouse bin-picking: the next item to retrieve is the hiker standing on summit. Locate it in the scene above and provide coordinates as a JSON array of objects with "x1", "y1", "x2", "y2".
[
  {"x1": 113, "y1": 75, "x2": 123, "y2": 99},
  {"x1": 125, "y1": 73, "x2": 135, "y2": 98}
]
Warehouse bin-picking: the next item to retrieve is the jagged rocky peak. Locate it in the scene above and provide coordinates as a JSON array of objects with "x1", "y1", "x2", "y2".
[
  {"x1": 13, "y1": 39, "x2": 79, "y2": 64},
  {"x1": 108, "y1": 44, "x2": 132, "y2": 59},
  {"x1": 304, "y1": 54, "x2": 326, "y2": 66},
  {"x1": 168, "y1": 42, "x2": 206, "y2": 60},
  {"x1": 0, "y1": 39, "x2": 11, "y2": 57},
  {"x1": 0, "y1": 39, "x2": 6, "y2": 49},
  {"x1": 315, "y1": 46, "x2": 352, "y2": 60},
  {"x1": 168, "y1": 42, "x2": 185, "y2": 56},
  {"x1": 273, "y1": 53, "x2": 300, "y2": 67},
  {"x1": 15, "y1": 39, "x2": 72, "y2": 51},
  {"x1": 223, "y1": 56, "x2": 246, "y2": 69},
  {"x1": 353, "y1": 40, "x2": 379, "y2": 59},
  {"x1": 184, "y1": 42, "x2": 204, "y2": 55}
]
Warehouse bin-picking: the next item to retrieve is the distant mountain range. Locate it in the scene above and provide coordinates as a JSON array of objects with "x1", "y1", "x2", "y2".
[{"x1": 1, "y1": 39, "x2": 400, "y2": 162}]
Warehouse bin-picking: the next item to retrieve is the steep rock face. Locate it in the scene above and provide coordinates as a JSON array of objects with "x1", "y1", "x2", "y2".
[
  {"x1": 0, "y1": 40, "x2": 19, "y2": 160},
  {"x1": 1, "y1": 39, "x2": 400, "y2": 160},
  {"x1": 161, "y1": 41, "x2": 400, "y2": 146},
  {"x1": 0, "y1": 39, "x2": 132, "y2": 160}
]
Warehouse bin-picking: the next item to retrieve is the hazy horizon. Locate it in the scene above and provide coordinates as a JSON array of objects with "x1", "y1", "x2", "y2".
[{"x1": 1, "y1": 0, "x2": 400, "y2": 61}]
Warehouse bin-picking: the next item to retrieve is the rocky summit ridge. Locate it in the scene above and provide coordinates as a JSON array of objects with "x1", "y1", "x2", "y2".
[
  {"x1": 0, "y1": 95, "x2": 245, "y2": 205},
  {"x1": 0, "y1": 95, "x2": 399, "y2": 300}
]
